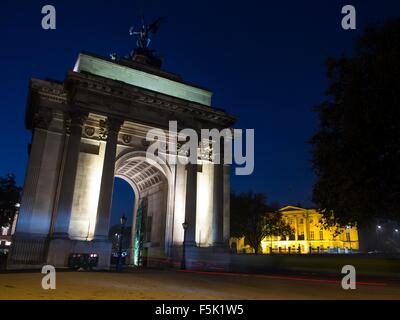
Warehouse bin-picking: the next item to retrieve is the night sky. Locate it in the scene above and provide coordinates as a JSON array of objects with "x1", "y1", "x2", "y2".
[{"x1": 0, "y1": 1, "x2": 399, "y2": 226}]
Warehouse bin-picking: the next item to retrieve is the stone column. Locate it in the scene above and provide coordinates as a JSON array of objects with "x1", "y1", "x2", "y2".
[
  {"x1": 212, "y1": 140, "x2": 224, "y2": 245},
  {"x1": 304, "y1": 212, "x2": 310, "y2": 253},
  {"x1": 52, "y1": 112, "x2": 86, "y2": 238},
  {"x1": 184, "y1": 148, "x2": 198, "y2": 246},
  {"x1": 93, "y1": 118, "x2": 123, "y2": 240},
  {"x1": 15, "y1": 127, "x2": 48, "y2": 234},
  {"x1": 303, "y1": 216, "x2": 308, "y2": 241},
  {"x1": 223, "y1": 164, "x2": 231, "y2": 242}
]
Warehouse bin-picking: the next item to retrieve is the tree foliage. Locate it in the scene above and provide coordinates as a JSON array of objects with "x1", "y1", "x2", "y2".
[
  {"x1": 311, "y1": 19, "x2": 400, "y2": 227},
  {"x1": 0, "y1": 174, "x2": 21, "y2": 229},
  {"x1": 230, "y1": 191, "x2": 293, "y2": 253}
]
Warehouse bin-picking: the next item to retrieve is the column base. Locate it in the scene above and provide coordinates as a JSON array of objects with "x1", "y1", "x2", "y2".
[
  {"x1": 51, "y1": 232, "x2": 70, "y2": 239},
  {"x1": 184, "y1": 241, "x2": 197, "y2": 247},
  {"x1": 211, "y1": 242, "x2": 230, "y2": 253},
  {"x1": 170, "y1": 245, "x2": 231, "y2": 271},
  {"x1": 92, "y1": 235, "x2": 108, "y2": 241}
]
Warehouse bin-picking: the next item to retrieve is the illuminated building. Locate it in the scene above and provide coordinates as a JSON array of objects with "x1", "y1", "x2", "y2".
[
  {"x1": 231, "y1": 206, "x2": 359, "y2": 254},
  {"x1": 8, "y1": 50, "x2": 235, "y2": 270}
]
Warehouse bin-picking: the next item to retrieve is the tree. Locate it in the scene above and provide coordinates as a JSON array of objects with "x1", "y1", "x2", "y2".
[
  {"x1": 230, "y1": 191, "x2": 293, "y2": 253},
  {"x1": 311, "y1": 19, "x2": 400, "y2": 228},
  {"x1": 0, "y1": 174, "x2": 21, "y2": 229},
  {"x1": 263, "y1": 211, "x2": 294, "y2": 252}
]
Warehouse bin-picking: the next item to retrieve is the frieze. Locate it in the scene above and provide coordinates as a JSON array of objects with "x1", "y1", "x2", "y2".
[
  {"x1": 33, "y1": 111, "x2": 52, "y2": 130},
  {"x1": 65, "y1": 72, "x2": 236, "y2": 127}
]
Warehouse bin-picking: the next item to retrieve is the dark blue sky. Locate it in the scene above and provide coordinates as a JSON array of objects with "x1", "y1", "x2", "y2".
[{"x1": 0, "y1": 1, "x2": 399, "y2": 226}]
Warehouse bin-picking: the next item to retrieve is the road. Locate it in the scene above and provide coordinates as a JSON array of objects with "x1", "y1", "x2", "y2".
[{"x1": 0, "y1": 268, "x2": 399, "y2": 299}]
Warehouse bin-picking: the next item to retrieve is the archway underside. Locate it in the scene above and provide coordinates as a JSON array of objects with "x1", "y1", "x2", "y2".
[
  {"x1": 116, "y1": 158, "x2": 165, "y2": 192},
  {"x1": 114, "y1": 155, "x2": 170, "y2": 267}
]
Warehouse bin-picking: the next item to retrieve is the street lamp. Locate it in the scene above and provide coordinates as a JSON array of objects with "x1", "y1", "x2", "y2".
[
  {"x1": 376, "y1": 224, "x2": 382, "y2": 251},
  {"x1": 116, "y1": 213, "x2": 127, "y2": 272},
  {"x1": 181, "y1": 221, "x2": 188, "y2": 270}
]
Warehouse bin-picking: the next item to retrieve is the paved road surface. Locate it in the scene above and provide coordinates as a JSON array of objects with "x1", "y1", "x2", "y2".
[{"x1": 0, "y1": 269, "x2": 399, "y2": 299}]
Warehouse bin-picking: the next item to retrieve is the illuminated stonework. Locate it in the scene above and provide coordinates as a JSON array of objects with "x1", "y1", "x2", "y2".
[
  {"x1": 231, "y1": 206, "x2": 359, "y2": 254},
  {"x1": 8, "y1": 52, "x2": 235, "y2": 270}
]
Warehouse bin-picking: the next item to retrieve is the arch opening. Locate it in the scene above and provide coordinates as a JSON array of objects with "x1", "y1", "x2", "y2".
[
  {"x1": 114, "y1": 151, "x2": 172, "y2": 266},
  {"x1": 109, "y1": 177, "x2": 135, "y2": 266}
]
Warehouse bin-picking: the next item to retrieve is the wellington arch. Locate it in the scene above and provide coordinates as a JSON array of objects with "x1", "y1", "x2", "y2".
[{"x1": 8, "y1": 51, "x2": 236, "y2": 270}]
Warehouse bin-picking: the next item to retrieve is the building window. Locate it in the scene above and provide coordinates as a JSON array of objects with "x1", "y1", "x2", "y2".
[
  {"x1": 298, "y1": 232, "x2": 305, "y2": 240},
  {"x1": 310, "y1": 219, "x2": 313, "y2": 224},
  {"x1": 319, "y1": 230, "x2": 324, "y2": 240},
  {"x1": 346, "y1": 231, "x2": 351, "y2": 242},
  {"x1": 310, "y1": 231, "x2": 314, "y2": 240},
  {"x1": 299, "y1": 218, "x2": 304, "y2": 224}
]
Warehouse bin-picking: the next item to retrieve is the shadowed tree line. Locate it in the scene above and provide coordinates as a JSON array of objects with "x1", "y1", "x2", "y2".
[
  {"x1": 0, "y1": 174, "x2": 21, "y2": 229},
  {"x1": 0, "y1": 174, "x2": 21, "y2": 269},
  {"x1": 311, "y1": 19, "x2": 400, "y2": 228},
  {"x1": 231, "y1": 19, "x2": 400, "y2": 253}
]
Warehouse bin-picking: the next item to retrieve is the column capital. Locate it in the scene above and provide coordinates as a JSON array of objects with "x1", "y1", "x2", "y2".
[
  {"x1": 33, "y1": 108, "x2": 53, "y2": 130},
  {"x1": 99, "y1": 118, "x2": 123, "y2": 140},
  {"x1": 69, "y1": 111, "x2": 88, "y2": 126},
  {"x1": 106, "y1": 117, "x2": 124, "y2": 133}
]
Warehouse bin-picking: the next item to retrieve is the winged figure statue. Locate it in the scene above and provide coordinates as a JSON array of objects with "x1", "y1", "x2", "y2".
[{"x1": 129, "y1": 16, "x2": 165, "y2": 50}]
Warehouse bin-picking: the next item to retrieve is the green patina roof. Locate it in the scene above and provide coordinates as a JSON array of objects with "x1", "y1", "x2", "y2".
[{"x1": 74, "y1": 53, "x2": 213, "y2": 106}]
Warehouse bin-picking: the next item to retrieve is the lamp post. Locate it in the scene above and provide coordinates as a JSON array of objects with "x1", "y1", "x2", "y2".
[
  {"x1": 181, "y1": 221, "x2": 188, "y2": 270},
  {"x1": 116, "y1": 213, "x2": 127, "y2": 272},
  {"x1": 346, "y1": 225, "x2": 352, "y2": 252}
]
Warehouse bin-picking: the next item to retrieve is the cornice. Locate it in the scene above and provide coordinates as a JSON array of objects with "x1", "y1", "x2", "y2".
[{"x1": 65, "y1": 71, "x2": 237, "y2": 128}]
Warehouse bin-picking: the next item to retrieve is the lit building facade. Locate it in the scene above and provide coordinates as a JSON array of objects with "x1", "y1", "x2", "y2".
[{"x1": 231, "y1": 206, "x2": 359, "y2": 254}]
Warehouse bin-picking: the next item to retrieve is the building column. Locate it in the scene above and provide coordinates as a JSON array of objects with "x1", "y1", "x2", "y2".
[
  {"x1": 212, "y1": 141, "x2": 224, "y2": 245},
  {"x1": 184, "y1": 148, "x2": 198, "y2": 246},
  {"x1": 223, "y1": 164, "x2": 231, "y2": 243},
  {"x1": 303, "y1": 215, "x2": 309, "y2": 253},
  {"x1": 15, "y1": 127, "x2": 48, "y2": 234},
  {"x1": 53, "y1": 112, "x2": 87, "y2": 238},
  {"x1": 93, "y1": 118, "x2": 123, "y2": 240},
  {"x1": 304, "y1": 213, "x2": 310, "y2": 253}
]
